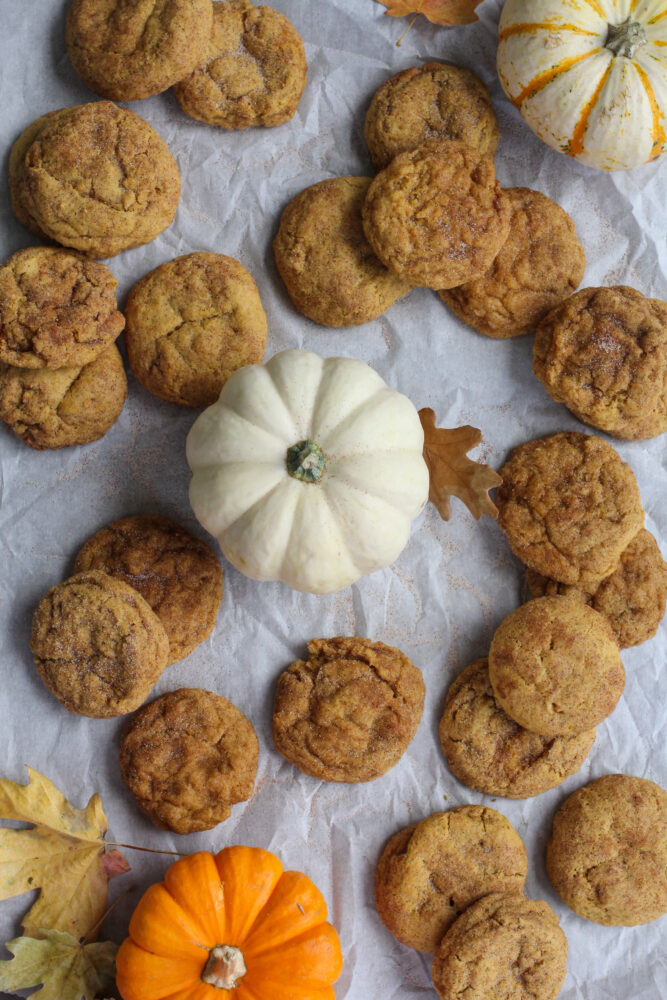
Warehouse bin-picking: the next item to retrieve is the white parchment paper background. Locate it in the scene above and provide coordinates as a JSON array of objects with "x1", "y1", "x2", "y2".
[{"x1": 0, "y1": 0, "x2": 665, "y2": 997}]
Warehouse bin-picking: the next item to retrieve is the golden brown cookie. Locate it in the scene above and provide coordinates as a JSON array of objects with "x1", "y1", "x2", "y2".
[
  {"x1": 0, "y1": 248, "x2": 125, "y2": 369},
  {"x1": 375, "y1": 806, "x2": 528, "y2": 952},
  {"x1": 546, "y1": 774, "x2": 667, "y2": 926},
  {"x1": 0, "y1": 346, "x2": 126, "y2": 450},
  {"x1": 526, "y1": 529, "x2": 667, "y2": 650},
  {"x1": 533, "y1": 286, "x2": 667, "y2": 440},
  {"x1": 8, "y1": 109, "x2": 70, "y2": 241},
  {"x1": 365, "y1": 62, "x2": 499, "y2": 171},
  {"x1": 432, "y1": 893, "x2": 568, "y2": 1000},
  {"x1": 497, "y1": 431, "x2": 644, "y2": 588},
  {"x1": 119, "y1": 687, "x2": 258, "y2": 833},
  {"x1": 30, "y1": 570, "x2": 169, "y2": 718},
  {"x1": 124, "y1": 252, "x2": 266, "y2": 407},
  {"x1": 273, "y1": 177, "x2": 412, "y2": 327},
  {"x1": 73, "y1": 514, "x2": 223, "y2": 665},
  {"x1": 362, "y1": 141, "x2": 510, "y2": 289},
  {"x1": 439, "y1": 187, "x2": 586, "y2": 338},
  {"x1": 11, "y1": 102, "x2": 180, "y2": 259},
  {"x1": 66, "y1": 0, "x2": 213, "y2": 101},
  {"x1": 488, "y1": 597, "x2": 624, "y2": 738},
  {"x1": 173, "y1": 0, "x2": 307, "y2": 129},
  {"x1": 439, "y1": 658, "x2": 595, "y2": 798},
  {"x1": 272, "y1": 637, "x2": 425, "y2": 783}
]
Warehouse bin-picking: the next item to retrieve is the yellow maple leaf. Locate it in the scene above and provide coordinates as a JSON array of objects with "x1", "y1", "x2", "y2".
[
  {"x1": 377, "y1": 0, "x2": 482, "y2": 26},
  {"x1": 0, "y1": 768, "x2": 129, "y2": 942},
  {"x1": 0, "y1": 930, "x2": 116, "y2": 1000}
]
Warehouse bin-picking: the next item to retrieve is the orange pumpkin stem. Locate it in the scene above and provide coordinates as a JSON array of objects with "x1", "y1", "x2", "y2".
[{"x1": 201, "y1": 945, "x2": 247, "y2": 990}]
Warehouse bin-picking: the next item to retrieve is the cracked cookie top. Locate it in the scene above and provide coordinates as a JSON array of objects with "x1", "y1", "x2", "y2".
[
  {"x1": 30, "y1": 570, "x2": 169, "y2": 717},
  {"x1": 11, "y1": 102, "x2": 180, "y2": 259},
  {"x1": 546, "y1": 774, "x2": 667, "y2": 925},
  {"x1": 439, "y1": 657, "x2": 595, "y2": 799},
  {"x1": 375, "y1": 807, "x2": 528, "y2": 953},
  {"x1": 174, "y1": 0, "x2": 307, "y2": 129},
  {"x1": 497, "y1": 431, "x2": 644, "y2": 588},
  {"x1": 125, "y1": 251, "x2": 267, "y2": 407},
  {"x1": 119, "y1": 687, "x2": 258, "y2": 833},
  {"x1": 364, "y1": 62, "x2": 499, "y2": 171},
  {"x1": 272, "y1": 637, "x2": 424, "y2": 783},
  {"x1": 66, "y1": 0, "x2": 213, "y2": 101},
  {"x1": 488, "y1": 597, "x2": 625, "y2": 738},
  {"x1": 0, "y1": 247, "x2": 125, "y2": 368}
]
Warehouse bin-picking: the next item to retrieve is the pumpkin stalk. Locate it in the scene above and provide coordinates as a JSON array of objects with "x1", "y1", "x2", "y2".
[
  {"x1": 286, "y1": 439, "x2": 326, "y2": 483},
  {"x1": 201, "y1": 945, "x2": 247, "y2": 990},
  {"x1": 605, "y1": 17, "x2": 647, "y2": 58}
]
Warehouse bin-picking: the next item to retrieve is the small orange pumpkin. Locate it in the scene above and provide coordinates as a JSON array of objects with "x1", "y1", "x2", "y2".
[{"x1": 115, "y1": 846, "x2": 343, "y2": 1000}]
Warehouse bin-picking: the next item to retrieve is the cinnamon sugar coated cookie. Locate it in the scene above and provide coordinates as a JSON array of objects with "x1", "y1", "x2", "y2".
[
  {"x1": 362, "y1": 141, "x2": 510, "y2": 289},
  {"x1": 0, "y1": 346, "x2": 127, "y2": 450},
  {"x1": 439, "y1": 658, "x2": 595, "y2": 798},
  {"x1": 66, "y1": 0, "x2": 213, "y2": 101},
  {"x1": 272, "y1": 637, "x2": 425, "y2": 782},
  {"x1": 8, "y1": 109, "x2": 69, "y2": 241},
  {"x1": 273, "y1": 177, "x2": 411, "y2": 327},
  {"x1": 432, "y1": 893, "x2": 568, "y2": 1000},
  {"x1": 124, "y1": 252, "x2": 267, "y2": 407},
  {"x1": 497, "y1": 432, "x2": 644, "y2": 588},
  {"x1": 533, "y1": 286, "x2": 667, "y2": 440},
  {"x1": 174, "y1": 0, "x2": 307, "y2": 128},
  {"x1": 30, "y1": 570, "x2": 169, "y2": 717},
  {"x1": 0, "y1": 248, "x2": 125, "y2": 369},
  {"x1": 10, "y1": 102, "x2": 180, "y2": 258},
  {"x1": 73, "y1": 514, "x2": 223, "y2": 665},
  {"x1": 526, "y1": 529, "x2": 667, "y2": 649},
  {"x1": 375, "y1": 806, "x2": 528, "y2": 952},
  {"x1": 119, "y1": 688, "x2": 258, "y2": 833},
  {"x1": 546, "y1": 774, "x2": 667, "y2": 925},
  {"x1": 488, "y1": 597, "x2": 624, "y2": 738},
  {"x1": 364, "y1": 62, "x2": 499, "y2": 171},
  {"x1": 439, "y1": 187, "x2": 586, "y2": 338}
]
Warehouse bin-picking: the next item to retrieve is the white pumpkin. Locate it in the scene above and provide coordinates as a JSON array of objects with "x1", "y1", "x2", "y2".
[
  {"x1": 497, "y1": 0, "x2": 667, "y2": 170},
  {"x1": 186, "y1": 349, "x2": 429, "y2": 594}
]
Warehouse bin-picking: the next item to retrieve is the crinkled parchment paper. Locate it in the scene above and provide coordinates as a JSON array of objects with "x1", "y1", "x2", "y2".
[{"x1": 0, "y1": 1, "x2": 665, "y2": 997}]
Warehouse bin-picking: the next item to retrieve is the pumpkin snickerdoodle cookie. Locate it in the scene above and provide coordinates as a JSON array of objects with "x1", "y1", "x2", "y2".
[
  {"x1": 432, "y1": 893, "x2": 568, "y2": 1000},
  {"x1": 0, "y1": 247, "x2": 125, "y2": 369},
  {"x1": 272, "y1": 637, "x2": 425, "y2": 783},
  {"x1": 273, "y1": 177, "x2": 411, "y2": 327},
  {"x1": 73, "y1": 514, "x2": 223, "y2": 665},
  {"x1": 362, "y1": 140, "x2": 510, "y2": 289},
  {"x1": 546, "y1": 774, "x2": 667, "y2": 925},
  {"x1": 533, "y1": 285, "x2": 667, "y2": 440},
  {"x1": 439, "y1": 187, "x2": 586, "y2": 339},
  {"x1": 30, "y1": 570, "x2": 169, "y2": 718},
  {"x1": 66, "y1": 0, "x2": 213, "y2": 101},
  {"x1": 439, "y1": 658, "x2": 595, "y2": 798},
  {"x1": 119, "y1": 688, "x2": 258, "y2": 834},
  {"x1": 0, "y1": 346, "x2": 127, "y2": 450},
  {"x1": 375, "y1": 806, "x2": 528, "y2": 952},
  {"x1": 496, "y1": 431, "x2": 644, "y2": 588},
  {"x1": 364, "y1": 62, "x2": 499, "y2": 171},
  {"x1": 174, "y1": 0, "x2": 307, "y2": 129},
  {"x1": 10, "y1": 102, "x2": 180, "y2": 259},
  {"x1": 124, "y1": 252, "x2": 267, "y2": 408},
  {"x1": 526, "y1": 529, "x2": 667, "y2": 649},
  {"x1": 488, "y1": 597, "x2": 624, "y2": 738}
]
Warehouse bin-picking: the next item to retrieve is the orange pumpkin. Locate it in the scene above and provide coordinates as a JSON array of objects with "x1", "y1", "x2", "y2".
[{"x1": 115, "y1": 846, "x2": 343, "y2": 1000}]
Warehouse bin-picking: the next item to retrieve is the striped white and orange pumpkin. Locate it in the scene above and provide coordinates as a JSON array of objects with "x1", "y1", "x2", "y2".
[{"x1": 497, "y1": 0, "x2": 667, "y2": 170}]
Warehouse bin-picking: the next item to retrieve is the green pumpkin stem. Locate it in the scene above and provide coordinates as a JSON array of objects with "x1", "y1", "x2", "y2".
[
  {"x1": 605, "y1": 17, "x2": 647, "y2": 58},
  {"x1": 286, "y1": 440, "x2": 326, "y2": 483}
]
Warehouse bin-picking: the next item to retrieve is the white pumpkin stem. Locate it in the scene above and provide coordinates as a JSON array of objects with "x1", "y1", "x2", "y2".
[
  {"x1": 201, "y1": 944, "x2": 247, "y2": 990},
  {"x1": 605, "y1": 17, "x2": 647, "y2": 58},
  {"x1": 286, "y1": 439, "x2": 326, "y2": 483}
]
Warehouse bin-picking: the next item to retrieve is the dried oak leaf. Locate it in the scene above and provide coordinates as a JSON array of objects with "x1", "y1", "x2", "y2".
[
  {"x1": 0, "y1": 930, "x2": 117, "y2": 1000},
  {"x1": 419, "y1": 408, "x2": 502, "y2": 521},
  {"x1": 377, "y1": 0, "x2": 482, "y2": 26},
  {"x1": 0, "y1": 767, "x2": 129, "y2": 942}
]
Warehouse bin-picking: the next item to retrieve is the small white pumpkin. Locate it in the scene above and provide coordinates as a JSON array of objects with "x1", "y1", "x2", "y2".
[
  {"x1": 186, "y1": 349, "x2": 429, "y2": 594},
  {"x1": 497, "y1": 0, "x2": 667, "y2": 170}
]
